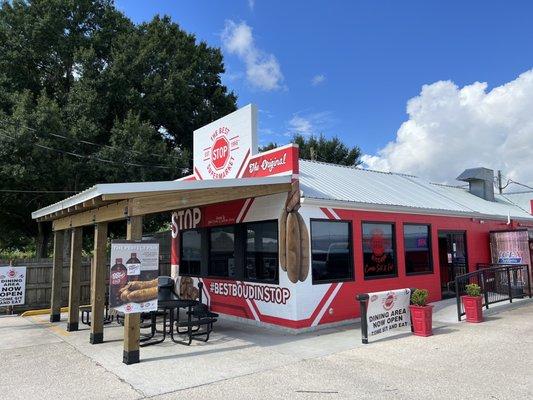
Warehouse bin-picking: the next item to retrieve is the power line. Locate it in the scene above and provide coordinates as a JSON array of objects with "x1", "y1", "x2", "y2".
[
  {"x1": 508, "y1": 180, "x2": 533, "y2": 191},
  {"x1": 0, "y1": 130, "x2": 173, "y2": 170},
  {"x1": 0, "y1": 119, "x2": 172, "y2": 160},
  {"x1": 496, "y1": 171, "x2": 533, "y2": 192}
]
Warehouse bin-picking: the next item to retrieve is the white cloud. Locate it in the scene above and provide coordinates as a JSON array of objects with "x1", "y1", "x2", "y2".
[
  {"x1": 248, "y1": 0, "x2": 255, "y2": 10},
  {"x1": 287, "y1": 111, "x2": 332, "y2": 136},
  {"x1": 362, "y1": 69, "x2": 533, "y2": 186},
  {"x1": 311, "y1": 74, "x2": 326, "y2": 86},
  {"x1": 289, "y1": 116, "x2": 313, "y2": 135},
  {"x1": 221, "y1": 20, "x2": 284, "y2": 91}
]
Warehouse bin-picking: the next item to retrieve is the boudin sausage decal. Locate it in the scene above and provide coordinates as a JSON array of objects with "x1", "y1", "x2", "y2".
[
  {"x1": 279, "y1": 208, "x2": 288, "y2": 271},
  {"x1": 286, "y1": 211, "x2": 301, "y2": 284},
  {"x1": 180, "y1": 276, "x2": 199, "y2": 300},
  {"x1": 296, "y1": 212, "x2": 310, "y2": 282},
  {"x1": 280, "y1": 210, "x2": 310, "y2": 284}
]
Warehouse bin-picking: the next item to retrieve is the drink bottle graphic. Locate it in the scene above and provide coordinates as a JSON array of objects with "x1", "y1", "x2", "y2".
[
  {"x1": 126, "y1": 252, "x2": 141, "y2": 281},
  {"x1": 110, "y1": 258, "x2": 127, "y2": 306}
]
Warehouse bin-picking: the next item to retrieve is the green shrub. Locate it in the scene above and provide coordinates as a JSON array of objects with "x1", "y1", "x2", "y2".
[
  {"x1": 411, "y1": 289, "x2": 429, "y2": 306},
  {"x1": 465, "y1": 283, "x2": 481, "y2": 297}
]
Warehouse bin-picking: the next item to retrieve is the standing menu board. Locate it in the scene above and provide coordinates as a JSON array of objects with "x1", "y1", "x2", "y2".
[
  {"x1": 363, "y1": 288, "x2": 411, "y2": 342},
  {"x1": 109, "y1": 241, "x2": 159, "y2": 313},
  {"x1": 0, "y1": 266, "x2": 26, "y2": 306}
]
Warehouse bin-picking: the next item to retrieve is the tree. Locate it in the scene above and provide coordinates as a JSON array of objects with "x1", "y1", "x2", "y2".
[
  {"x1": 0, "y1": 0, "x2": 237, "y2": 255},
  {"x1": 261, "y1": 134, "x2": 362, "y2": 166}
]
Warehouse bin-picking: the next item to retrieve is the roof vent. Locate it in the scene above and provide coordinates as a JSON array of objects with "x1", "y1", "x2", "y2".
[{"x1": 457, "y1": 167, "x2": 495, "y2": 202}]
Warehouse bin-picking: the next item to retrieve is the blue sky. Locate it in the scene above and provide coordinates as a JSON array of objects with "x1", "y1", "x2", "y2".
[{"x1": 116, "y1": 1, "x2": 533, "y2": 184}]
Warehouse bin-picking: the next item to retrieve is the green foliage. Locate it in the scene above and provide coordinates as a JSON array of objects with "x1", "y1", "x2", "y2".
[
  {"x1": 465, "y1": 283, "x2": 481, "y2": 297},
  {"x1": 260, "y1": 133, "x2": 362, "y2": 166},
  {"x1": 411, "y1": 289, "x2": 429, "y2": 306},
  {"x1": 0, "y1": 0, "x2": 237, "y2": 254}
]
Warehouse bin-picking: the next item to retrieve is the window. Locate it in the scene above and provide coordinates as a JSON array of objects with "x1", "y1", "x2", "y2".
[
  {"x1": 311, "y1": 220, "x2": 353, "y2": 283},
  {"x1": 209, "y1": 226, "x2": 236, "y2": 278},
  {"x1": 245, "y1": 221, "x2": 278, "y2": 283},
  {"x1": 404, "y1": 224, "x2": 432, "y2": 274},
  {"x1": 179, "y1": 220, "x2": 279, "y2": 283},
  {"x1": 180, "y1": 229, "x2": 202, "y2": 276},
  {"x1": 362, "y1": 222, "x2": 396, "y2": 279}
]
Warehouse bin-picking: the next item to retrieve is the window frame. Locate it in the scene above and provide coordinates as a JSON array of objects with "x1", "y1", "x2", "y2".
[
  {"x1": 208, "y1": 223, "x2": 238, "y2": 279},
  {"x1": 179, "y1": 227, "x2": 203, "y2": 277},
  {"x1": 361, "y1": 221, "x2": 398, "y2": 280},
  {"x1": 179, "y1": 219, "x2": 280, "y2": 284},
  {"x1": 243, "y1": 219, "x2": 279, "y2": 284},
  {"x1": 310, "y1": 218, "x2": 355, "y2": 285},
  {"x1": 403, "y1": 223, "x2": 434, "y2": 276}
]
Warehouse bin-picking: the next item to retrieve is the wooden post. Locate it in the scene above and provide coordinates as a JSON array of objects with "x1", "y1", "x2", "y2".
[
  {"x1": 50, "y1": 230, "x2": 64, "y2": 322},
  {"x1": 67, "y1": 227, "x2": 83, "y2": 331},
  {"x1": 123, "y1": 216, "x2": 142, "y2": 365},
  {"x1": 90, "y1": 222, "x2": 107, "y2": 344}
]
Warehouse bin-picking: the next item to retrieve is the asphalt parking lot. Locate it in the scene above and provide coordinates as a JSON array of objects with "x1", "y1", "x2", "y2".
[{"x1": 1, "y1": 298, "x2": 532, "y2": 400}]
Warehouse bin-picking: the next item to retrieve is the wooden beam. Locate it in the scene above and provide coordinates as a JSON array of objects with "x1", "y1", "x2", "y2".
[
  {"x1": 53, "y1": 200, "x2": 129, "y2": 230},
  {"x1": 66, "y1": 227, "x2": 83, "y2": 332},
  {"x1": 47, "y1": 183, "x2": 290, "y2": 227},
  {"x1": 123, "y1": 216, "x2": 142, "y2": 365},
  {"x1": 90, "y1": 222, "x2": 107, "y2": 344},
  {"x1": 130, "y1": 183, "x2": 291, "y2": 217},
  {"x1": 50, "y1": 230, "x2": 64, "y2": 322}
]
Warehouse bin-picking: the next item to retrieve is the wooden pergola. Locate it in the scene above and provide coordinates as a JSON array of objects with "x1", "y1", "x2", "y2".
[{"x1": 32, "y1": 176, "x2": 292, "y2": 364}]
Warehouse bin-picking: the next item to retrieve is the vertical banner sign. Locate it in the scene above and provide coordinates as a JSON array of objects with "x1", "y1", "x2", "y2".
[
  {"x1": 0, "y1": 266, "x2": 26, "y2": 306},
  {"x1": 490, "y1": 230, "x2": 531, "y2": 289},
  {"x1": 364, "y1": 288, "x2": 411, "y2": 342},
  {"x1": 109, "y1": 241, "x2": 159, "y2": 314}
]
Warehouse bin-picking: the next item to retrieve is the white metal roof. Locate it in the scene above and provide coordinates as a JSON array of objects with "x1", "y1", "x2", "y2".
[
  {"x1": 299, "y1": 160, "x2": 533, "y2": 221},
  {"x1": 501, "y1": 191, "x2": 533, "y2": 214},
  {"x1": 31, "y1": 175, "x2": 292, "y2": 220}
]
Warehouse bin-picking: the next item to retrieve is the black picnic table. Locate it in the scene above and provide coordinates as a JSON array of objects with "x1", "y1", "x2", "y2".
[{"x1": 140, "y1": 298, "x2": 217, "y2": 346}]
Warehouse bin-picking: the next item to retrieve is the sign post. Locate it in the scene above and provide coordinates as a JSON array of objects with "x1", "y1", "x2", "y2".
[
  {"x1": 356, "y1": 288, "x2": 412, "y2": 344},
  {"x1": 356, "y1": 293, "x2": 370, "y2": 344}
]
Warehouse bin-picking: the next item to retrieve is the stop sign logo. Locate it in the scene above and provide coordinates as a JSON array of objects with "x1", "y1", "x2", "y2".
[{"x1": 211, "y1": 136, "x2": 230, "y2": 170}]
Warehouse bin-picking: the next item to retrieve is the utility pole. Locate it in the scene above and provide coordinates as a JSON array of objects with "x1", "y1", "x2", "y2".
[
  {"x1": 310, "y1": 146, "x2": 317, "y2": 161},
  {"x1": 497, "y1": 170, "x2": 503, "y2": 194}
]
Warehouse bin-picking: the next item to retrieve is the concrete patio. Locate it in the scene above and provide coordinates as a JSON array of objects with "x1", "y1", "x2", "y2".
[{"x1": 1, "y1": 297, "x2": 532, "y2": 399}]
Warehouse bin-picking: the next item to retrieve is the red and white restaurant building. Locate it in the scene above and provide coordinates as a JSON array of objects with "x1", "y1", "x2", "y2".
[
  {"x1": 33, "y1": 104, "x2": 533, "y2": 332},
  {"x1": 167, "y1": 104, "x2": 533, "y2": 331}
]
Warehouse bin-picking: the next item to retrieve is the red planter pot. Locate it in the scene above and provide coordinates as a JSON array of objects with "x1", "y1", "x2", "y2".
[
  {"x1": 410, "y1": 304, "x2": 434, "y2": 337},
  {"x1": 462, "y1": 295, "x2": 483, "y2": 323}
]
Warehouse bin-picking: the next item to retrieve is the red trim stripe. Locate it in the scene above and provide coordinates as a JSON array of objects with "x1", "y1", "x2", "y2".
[
  {"x1": 239, "y1": 198, "x2": 254, "y2": 222},
  {"x1": 241, "y1": 283, "x2": 339, "y2": 328},
  {"x1": 194, "y1": 166, "x2": 204, "y2": 180},
  {"x1": 236, "y1": 149, "x2": 251, "y2": 178},
  {"x1": 320, "y1": 207, "x2": 335, "y2": 220}
]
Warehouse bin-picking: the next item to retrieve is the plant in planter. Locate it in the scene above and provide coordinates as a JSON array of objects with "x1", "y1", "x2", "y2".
[
  {"x1": 410, "y1": 289, "x2": 434, "y2": 337},
  {"x1": 462, "y1": 283, "x2": 483, "y2": 323}
]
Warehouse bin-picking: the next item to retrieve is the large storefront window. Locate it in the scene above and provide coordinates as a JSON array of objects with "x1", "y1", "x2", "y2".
[
  {"x1": 245, "y1": 221, "x2": 278, "y2": 283},
  {"x1": 209, "y1": 226, "x2": 236, "y2": 278},
  {"x1": 362, "y1": 222, "x2": 396, "y2": 279},
  {"x1": 180, "y1": 229, "x2": 202, "y2": 276},
  {"x1": 311, "y1": 220, "x2": 353, "y2": 284},
  {"x1": 180, "y1": 220, "x2": 279, "y2": 283},
  {"x1": 404, "y1": 224, "x2": 433, "y2": 274}
]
